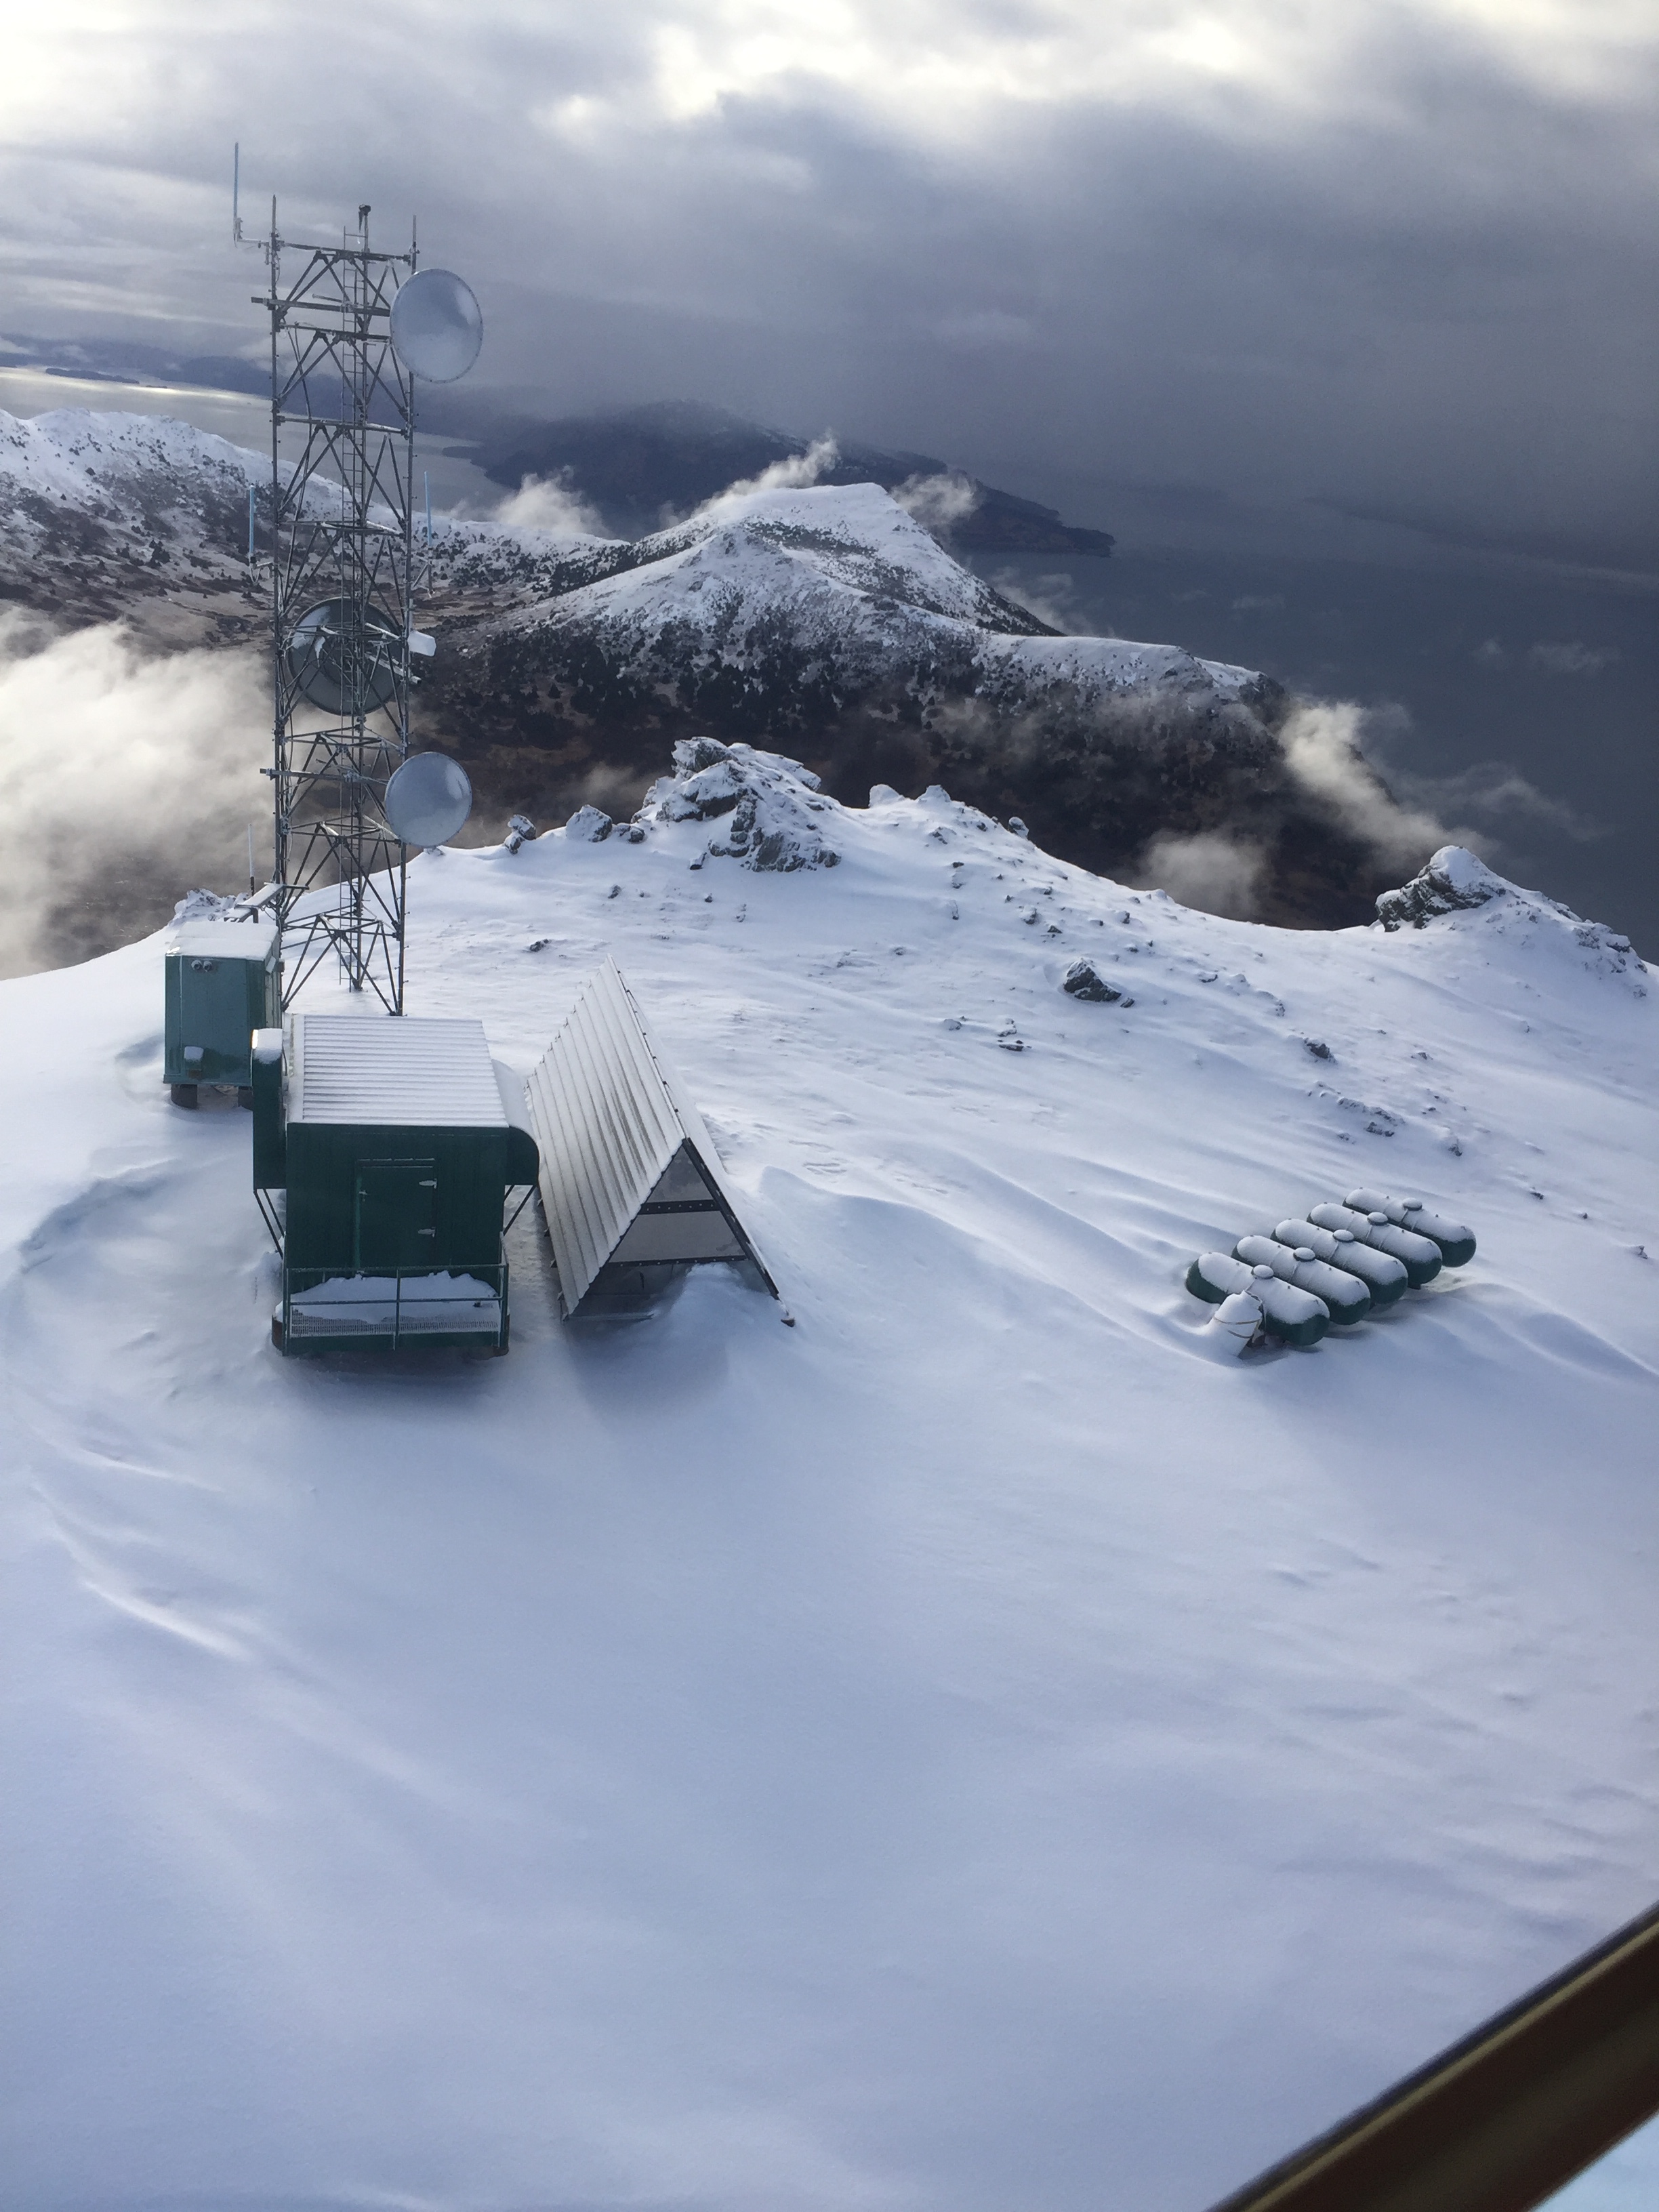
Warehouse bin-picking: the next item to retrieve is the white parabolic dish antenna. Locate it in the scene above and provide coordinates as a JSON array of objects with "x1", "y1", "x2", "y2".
[
  {"x1": 384, "y1": 752, "x2": 474, "y2": 846},
  {"x1": 390, "y1": 268, "x2": 483, "y2": 382}
]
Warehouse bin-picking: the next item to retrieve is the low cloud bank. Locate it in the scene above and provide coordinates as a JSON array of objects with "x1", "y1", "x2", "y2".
[
  {"x1": 688, "y1": 432, "x2": 842, "y2": 521},
  {"x1": 1277, "y1": 699, "x2": 1452, "y2": 869},
  {"x1": 494, "y1": 470, "x2": 609, "y2": 537},
  {"x1": 0, "y1": 613, "x2": 267, "y2": 979},
  {"x1": 987, "y1": 566, "x2": 1084, "y2": 632},
  {"x1": 893, "y1": 470, "x2": 981, "y2": 537},
  {"x1": 1136, "y1": 832, "x2": 1265, "y2": 920},
  {"x1": 1133, "y1": 697, "x2": 1460, "y2": 921},
  {"x1": 1128, "y1": 693, "x2": 1593, "y2": 924}
]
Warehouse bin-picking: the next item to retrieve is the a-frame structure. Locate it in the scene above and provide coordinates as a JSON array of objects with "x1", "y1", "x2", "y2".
[{"x1": 525, "y1": 960, "x2": 779, "y2": 1317}]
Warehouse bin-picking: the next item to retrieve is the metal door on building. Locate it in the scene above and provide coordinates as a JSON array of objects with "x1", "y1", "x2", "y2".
[
  {"x1": 182, "y1": 958, "x2": 253, "y2": 1078},
  {"x1": 192, "y1": 956, "x2": 246, "y2": 1029},
  {"x1": 353, "y1": 1160, "x2": 438, "y2": 1271}
]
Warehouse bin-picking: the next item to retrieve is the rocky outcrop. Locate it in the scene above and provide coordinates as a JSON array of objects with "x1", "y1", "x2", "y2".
[
  {"x1": 1376, "y1": 846, "x2": 1646, "y2": 986},
  {"x1": 1376, "y1": 846, "x2": 1509, "y2": 928},
  {"x1": 641, "y1": 737, "x2": 840, "y2": 872}
]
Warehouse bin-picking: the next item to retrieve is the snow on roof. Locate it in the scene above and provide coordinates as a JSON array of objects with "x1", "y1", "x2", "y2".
[
  {"x1": 525, "y1": 958, "x2": 775, "y2": 1313},
  {"x1": 289, "y1": 1013, "x2": 507, "y2": 1128},
  {"x1": 165, "y1": 917, "x2": 279, "y2": 960}
]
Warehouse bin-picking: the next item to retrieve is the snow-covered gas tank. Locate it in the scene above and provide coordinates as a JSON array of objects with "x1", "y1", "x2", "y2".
[
  {"x1": 1344, "y1": 1190, "x2": 1476, "y2": 1267},
  {"x1": 1204, "y1": 1291, "x2": 1264, "y2": 1357},
  {"x1": 1273, "y1": 1218, "x2": 1408, "y2": 1306},
  {"x1": 1185, "y1": 1252, "x2": 1330, "y2": 1347},
  {"x1": 1308, "y1": 1204, "x2": 1441, "y2": 1286},
  {"x1": 1233, "y1": 1235, "x2": 1371, "y2": 1323}
]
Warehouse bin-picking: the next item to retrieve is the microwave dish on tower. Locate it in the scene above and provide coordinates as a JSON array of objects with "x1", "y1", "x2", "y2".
[
  {"x1": 383, "y1": 752, "x2": 474, "y2": 848},
  {"x1": 390, "y1": 268, "x2": 483, "y2": 382},
  {"x1": 286, "y1": 598, "x2": 403, "y2": 716}
]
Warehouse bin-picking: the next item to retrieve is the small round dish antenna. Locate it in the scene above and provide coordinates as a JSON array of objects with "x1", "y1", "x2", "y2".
[
  {"x1": 287, "y1": 600, "x2": 401, "y2": 715},
  {"x1": 384, "y1": 752, "x2": 473, "y2": 847},
  {"x1": 390, "y1": 268, "x2": 483, "y2": 383}
]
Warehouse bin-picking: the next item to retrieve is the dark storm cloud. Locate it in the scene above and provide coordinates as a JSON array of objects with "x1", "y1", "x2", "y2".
[{"x1": 1, "y1": 2, "x2": 1654, "y2": 561}]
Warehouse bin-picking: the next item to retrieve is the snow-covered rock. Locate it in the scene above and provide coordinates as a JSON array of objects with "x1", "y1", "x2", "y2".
[
  {"x1": 642, "y1": 737, "x2": 840, "y2": 872},
  {"x1": 1376, "y1": 846, "x2": 1509, "y2": 927},
  {"x1": 1060, "y1": 956, "x2": 1121, "y2": 1003},
  {"x1": 562, "y1": 802, "x2": 613, "y2": 842},
  {"x1": 1376, "y1": 846, "x2": 1646, "y2": 987}
]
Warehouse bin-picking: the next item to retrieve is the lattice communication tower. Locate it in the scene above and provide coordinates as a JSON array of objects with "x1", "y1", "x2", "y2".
[{"x1": 253, "y1": 201, "x2": 427, "y2": 1010}]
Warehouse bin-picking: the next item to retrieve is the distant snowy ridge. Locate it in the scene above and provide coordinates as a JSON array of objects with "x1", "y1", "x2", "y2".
[
  {"x1": 1, "y1": 408, "x2": 1433, "y2": 933},
  {"x1": 415, "y1": 478, "x2": 1378, "y2": 923},
  {"x1": 0, "y1": 405, "x2": 1268, "y2": 720},
  {"x1": 429, "y1": 476, "x2": 1271, "y2": 715},
  {"x1": 433, "y1": 478, "x2": 1267, "y2": 712},
  {"x1": 0, "y1": 405, "x2": 263, "y2": 510},
  {"x1": 0, "y1": 407, "x2": 262, "y2": 638}
]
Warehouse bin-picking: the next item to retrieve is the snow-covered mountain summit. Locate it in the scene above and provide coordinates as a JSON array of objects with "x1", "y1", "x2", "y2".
[
  {"x1": 0, "y1": 407, "x2": 1421, "y2": 935},
  {"x1": 3, "y1": 739, "x2": 1654, "y2": 2211},
  {"x1": 417, "y1": 478, "x2": 1361, "y2": 922},
  {"x1": 434, "y1": 476, "x2": 1266, "y2": 711}
]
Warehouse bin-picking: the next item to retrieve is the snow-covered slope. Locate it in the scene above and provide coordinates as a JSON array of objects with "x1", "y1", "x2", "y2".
[
  {"x1": 3, "y1": 745, "x2": 1654, "y2": 2212},
  {"x1": 0, "y1": 407, "x2": 264, "y2": 640},
  {"x1": 0, "y1": 405, "x2": 262, "y2": 518}
]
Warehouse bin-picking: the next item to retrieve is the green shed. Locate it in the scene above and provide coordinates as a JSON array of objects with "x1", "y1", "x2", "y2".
[
  {"x1": 164, "y1": 915, "x2": 281, "y2": 1107},
  {"x1": 254, "y1": 1012, "x2": 539, "y2": 1356}
]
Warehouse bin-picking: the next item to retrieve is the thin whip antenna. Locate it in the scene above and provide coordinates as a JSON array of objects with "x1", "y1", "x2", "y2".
[{"x1": 233, "y1": 143, "x2": 241, "y2": 245}]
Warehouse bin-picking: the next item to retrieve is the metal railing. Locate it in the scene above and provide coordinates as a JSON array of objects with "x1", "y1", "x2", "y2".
[
  {"x1": 1207, "y1": 1898, "x2": 1659, "y2": 2212},
  {"x1": 281, "y1": 1261, "x2": 508, "y2": 1351}
]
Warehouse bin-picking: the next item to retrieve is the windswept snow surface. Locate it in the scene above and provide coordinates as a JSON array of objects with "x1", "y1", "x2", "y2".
[{"x1": 3, "y1": 756, "x2": 1656, "y2": 2212}]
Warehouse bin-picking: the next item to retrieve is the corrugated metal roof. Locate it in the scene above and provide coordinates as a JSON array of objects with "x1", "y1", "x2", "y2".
[
  {"x1": 290, "y1": 1014, "x2": 507, "y2": 1128},
  {"x1": 525, "y1": 958, "x2": 777, "y2": 1315}
]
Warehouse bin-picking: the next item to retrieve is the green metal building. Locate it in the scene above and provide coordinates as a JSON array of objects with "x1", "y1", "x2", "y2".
[
  {"x1": 254, "y1": 1012, "x2": 538, "y2": 1355},
  {"x1": 164, "y1": 916, "x2": 281, "y2": 1106}
]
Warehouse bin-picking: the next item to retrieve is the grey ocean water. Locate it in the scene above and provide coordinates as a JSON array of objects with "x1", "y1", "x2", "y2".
[{"x1": 977, "y1": 521, "x2": 1656, "y2": 958}]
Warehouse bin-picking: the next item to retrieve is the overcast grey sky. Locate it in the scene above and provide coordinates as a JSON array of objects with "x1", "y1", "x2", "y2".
[{"x1": 1, "y1": 1, "x2": 1655, "y2": 565}]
